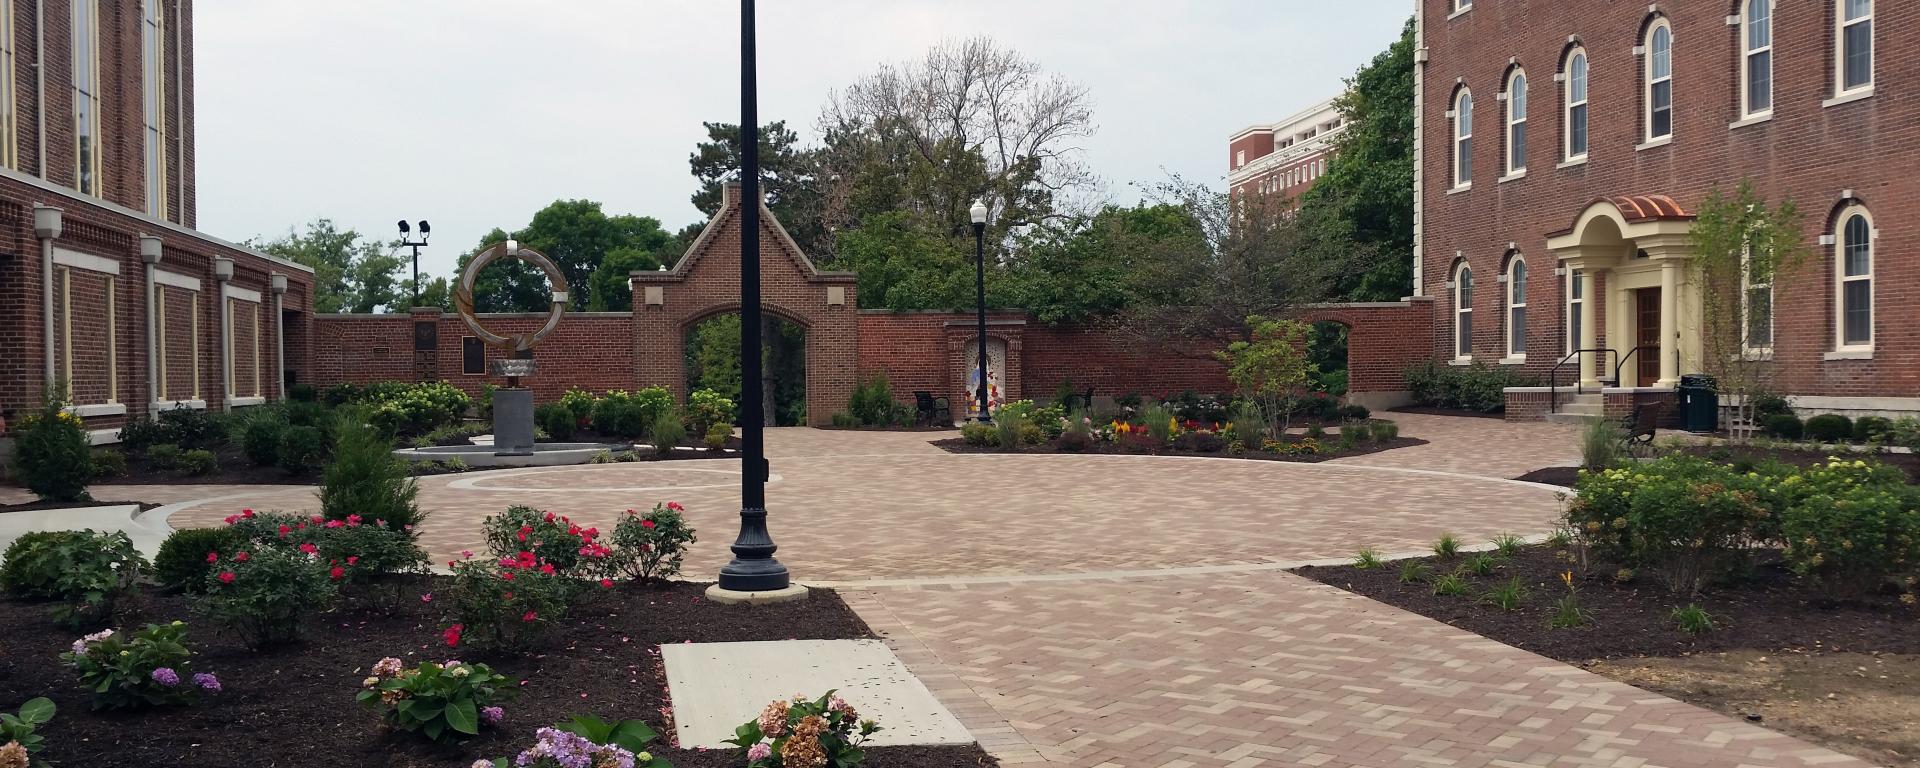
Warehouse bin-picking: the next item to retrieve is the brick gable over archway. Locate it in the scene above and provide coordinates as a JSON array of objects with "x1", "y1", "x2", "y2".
[{"x1": 630, "y1": 184, "x2": 859, "y2": 425}]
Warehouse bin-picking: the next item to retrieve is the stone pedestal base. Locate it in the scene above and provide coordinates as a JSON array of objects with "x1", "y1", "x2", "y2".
[
  {"x1": 493, "y1": 387, "x2": 536, "y2": 456},
  {"x1": 703, "y1": 583, "x2": 810, "y2": 605}
]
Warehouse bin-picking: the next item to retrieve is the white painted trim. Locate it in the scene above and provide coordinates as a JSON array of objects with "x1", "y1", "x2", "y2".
[
  {"x1": 64, "y1": 403, "x2": 127, "y2": 417},
  {"x1": 52, "y1": 247, "x2": 121, "y2": 275},
  {"x1": 222, "y1": 284, "x2": 261, "y2": 304},
  {"x1": 1788, "y1": 395, "x2": 1920, "y2": 413},
  {"x1": 228, "y1": 396, "x2": 266, "y2": 408},
  {"x1": 1448, "y1": 358, "x2": 1474, "y2": 366},
  {"x1": 1555, "y1": 157, "x2": 1588, "y2": 170},
  {"x1": 153, "y1": 269, "x2": 200, "y2": 291},
  {"x1": 1497, "y1": 171, "x2": 1527, "y2": 184},
  {"x1": 1446, "y1": 4, "x2": 1471, "y2": 21},
  {"x1": 1824, "y1": 349, "x2": 1873, "y2": 360},
  {"x1": 1601, "y1": 386, "x2": 1674, "y2": 394},
  {"x1": 1728, "y1": 113, "x2": 1773, "y2": 130},
  {"x1": 1635, "y1": 136, "x2": 1673, "y2": 152},
  {"x1": 1822, "y1": 87, "x2": 1873, "y2": 109},
  {"x1": 1447, "y1": 183, "x2": 1473, "y2": 195},
  {"x1": 150, "y1": 399, "x2": 207, "y2": 411},
  {"x1": 1498, "y1": 355, "x2": 1527, "y2": 365},
  {"x1": 86, "y1": 428, "x2": 122, "y2": 446}
]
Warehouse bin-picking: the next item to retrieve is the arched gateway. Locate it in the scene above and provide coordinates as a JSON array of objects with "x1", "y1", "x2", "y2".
[{"x1": 630, "y1": 183, "x2": 858, "y2": 426}]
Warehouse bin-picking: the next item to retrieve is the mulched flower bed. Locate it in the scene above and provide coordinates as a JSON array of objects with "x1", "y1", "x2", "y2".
[
  {"x1": 1292, "y1": 545, "x2": 1920, "y2": 662},
  {"x1": 1512, "y1": 466, "x2": 1581, "y2": 487},
  {"x1": 0, "y1": 499, "x2": 161, "y2": 515},
  {"x1": 1514, "y1": 447, "x2": 1920, "y2": 490},
  {"x1": 0, "y1": 581, "x2": 997, "y2": 768},
  {"x1": 931, "y1": 435, "x2": 1427, "y2": 463},
  {"x1": 814, "y1": 424, "x2": 958, "y2": 433},
  {"x1": 1386, "y1": 406, "x2": 1505, "y2": 420}
]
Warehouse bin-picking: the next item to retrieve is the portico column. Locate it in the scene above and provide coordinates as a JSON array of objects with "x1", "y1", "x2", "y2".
[
  {"x1": 1578, "y1": 269, "x2": 1599, "y2": 389},
  {"x1": 1658, "y1": 259, "x2": 1679, "y2": 387}
]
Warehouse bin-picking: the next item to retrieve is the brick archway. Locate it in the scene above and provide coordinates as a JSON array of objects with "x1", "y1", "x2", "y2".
[
  {"x1": 631, "y1": 184, "x2": 858, "y2": 426},
  {"x1": 1296, "y1": 300, "x2": 1435, "y2": 410}
]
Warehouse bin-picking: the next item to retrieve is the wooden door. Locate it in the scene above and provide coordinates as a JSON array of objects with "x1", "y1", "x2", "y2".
[{"x1": 1635, "y1": 288, "x2": 1660, "y2": 387}]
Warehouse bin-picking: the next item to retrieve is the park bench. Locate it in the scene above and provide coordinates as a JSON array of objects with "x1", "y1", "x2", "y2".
[{"x1": 914, "y1": 391, "x2": 952, "y2": 427}]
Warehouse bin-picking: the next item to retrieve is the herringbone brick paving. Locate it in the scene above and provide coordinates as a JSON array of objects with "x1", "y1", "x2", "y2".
[{"x1": 4, "y1": 413, "x2": 1868, "y2": 766}]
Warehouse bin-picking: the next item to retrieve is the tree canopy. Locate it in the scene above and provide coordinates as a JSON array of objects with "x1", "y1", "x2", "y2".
[
  {"x1": 1298, "y1": 17, "x2": 1415, "y2": 302},
  {"x1": 251, "y1": 219, "x2": 406, "y2": 313},
  {"x1": 456, "y1": 200, "x2": 672, "y2": 313}
]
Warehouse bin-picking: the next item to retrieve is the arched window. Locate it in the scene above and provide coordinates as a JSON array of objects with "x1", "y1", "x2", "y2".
[
  {"x1": 1837, "y1": 0, "x2": 1873, "y2": 95},
  {"x1": 1563, "y1": 48, "x2": 1589, "y2": 160},
  {"x1": 1836, "y1": 207, "x2": 1874, "y2": 350},
  {"x1": 1505, "y1": 69, "x2": 1528, "y2": 174},
  {"x1": 1506, "y1": 257, "x2": 1527, "y2": 357},
  {"x1": 1454, "y1": 262, "x2": 1474, "y2": 359},
  {"x1": 1645, "y1": 19, "x2": 1673, "y2": 140},
  {"x1": 1743, "y1": 246, "x2": 1773, "y2": 351},
  {"x1": 1453, "y1": 89, "x2": 1473, "y2": 187},
  {"x1": 1741, "y1": 0, "x2": 1773, "y2": 118}
]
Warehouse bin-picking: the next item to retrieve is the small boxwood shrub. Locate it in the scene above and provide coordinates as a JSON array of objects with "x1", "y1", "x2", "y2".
[
  {"x1": 179, "y1": 449, "x2": 219, "y2": 476},
  {"x1": 1403, "y1": 361, "x2": 1538, "y2": 413},
  {"x1": 685, "y1": 388, "x2": 736, "y2": 435},
  {"x1": 704, "y1": 422, "x2": 732, "y2": 450},
  {"x1": 1749, "y1": 393, "x2": 1792, "y2": 419},
  {"x1": 1803, "y1": 414, "x2": 1854, "y2": 443},
  {"x1": 146, "y1": 443, "x2": 183, "y2": 470},
  {"x1": 154, "y1": 527, "x2": 244, "y2": 593},
  {"x1": 1762, "y1": 414, "x2": 1804, "y2": 440},
  {"x1": 960, "y1": 422, "x2": 997, "y2": 447},
  {"x1": 91, "y1": 448, "x2": 128, "y2": 479},
  {"x1": 1337, "y1": 404, "x2": 1371, "y2": 421},
  {"x1": 848, "y1": 374, "x2": 906, "y2": 427},
  {"x1": 242, "y1": 419, "x2": 284, "y2": 467},
  {"x1": 277, "y1": 426, "x2": 327, "y2": 474},
  {"x1": 1854, "y1": 415, "x2": 1894, "y2": 443},
  {"x1": 12, "y1": 390, "x2": 93, "y2": 502},
  {"x1": 536, "y1": 403, "x2": 576, "y2": 442}
]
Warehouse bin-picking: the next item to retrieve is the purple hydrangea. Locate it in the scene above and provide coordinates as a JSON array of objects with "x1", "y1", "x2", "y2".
[
  {"x1": 747, "y1": 742, "x2": 773, "y2": 761},
  {"x1": 150, "y1": 667, "x2": 180, "y2": 687},
  {"x1": 481, "y1": 706, "x2": 505, "y2": 726},
  {"x1": 193, "y1": 672, "x2": 222, "y2": 693},
  {"x1": 514, "y1": 727, "x2": 636, "y2": 768}
]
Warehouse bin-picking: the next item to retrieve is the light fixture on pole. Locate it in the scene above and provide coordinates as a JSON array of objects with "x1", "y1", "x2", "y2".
[
  {"x1": 398, "y1": 219, "x2": 431, "y2": 307},
  {"x1": 970, "y1": 198, "x2": 992, "y2": 423}
]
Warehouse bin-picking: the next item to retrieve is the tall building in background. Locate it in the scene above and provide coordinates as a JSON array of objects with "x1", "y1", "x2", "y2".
[{"x1": 1227, "y1": 98, "x2": 1346, "y2": 205}]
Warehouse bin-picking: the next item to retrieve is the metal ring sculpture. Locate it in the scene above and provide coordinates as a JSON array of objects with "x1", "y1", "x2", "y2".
[{"x1": 452, "y1": 241, "x2": 569, "y2": 352}]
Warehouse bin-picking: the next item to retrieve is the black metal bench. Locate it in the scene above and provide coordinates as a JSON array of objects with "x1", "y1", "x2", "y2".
[
  {"x1": 914, "y1": 391, "x2": 952, "y2": 426},
  {"x1": 1060, "y1": 387, "x2": 1096, "y2": 413},
  {"x1": 1621, "y1": 403, "x2": 1662, "y2": 455}
]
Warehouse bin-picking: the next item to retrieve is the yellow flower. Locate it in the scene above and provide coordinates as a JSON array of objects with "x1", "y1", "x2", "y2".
[{"x1": 1559, "y1": 571, "x2": 1573, "y2": 588}]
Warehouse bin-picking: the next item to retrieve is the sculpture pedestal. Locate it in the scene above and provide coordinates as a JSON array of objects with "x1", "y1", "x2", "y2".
[{"x1": 493, "y1": 388, "x2": 536, "y2": 456}]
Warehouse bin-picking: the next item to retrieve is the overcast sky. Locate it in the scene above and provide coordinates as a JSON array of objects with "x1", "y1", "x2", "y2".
[{"x1": 197, "y1": 0, "x2": 1408, "y2": 279}]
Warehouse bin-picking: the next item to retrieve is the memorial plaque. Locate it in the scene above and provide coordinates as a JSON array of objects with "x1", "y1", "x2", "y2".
[{"x1": 489, "y1": 358, "x2": 538, "y2": 378}]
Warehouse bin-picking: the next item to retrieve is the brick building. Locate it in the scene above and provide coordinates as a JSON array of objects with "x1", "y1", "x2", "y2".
[
  {"x1": 1228, "y1": 98, "x2": 1345, "y2": 203},
  {"x1": 0, "y1": 0, "x2": 315, "y2": 443},
  {"x1": 1415, "y1": 0, "x2": 1914, "y2": 418}
]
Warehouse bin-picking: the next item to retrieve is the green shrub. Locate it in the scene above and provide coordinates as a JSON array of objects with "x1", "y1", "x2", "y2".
[
  {"x1": 1337, "y1": 404, "x2": 1371, "y2": 421},
  {"x1": 1581, "y1": 417, "x2": 1624, "y2": 469},
  {"x1": 1464, "y1": 553, "x2": 1501, "y2": 576},
  {"x1": 536, "y1": 403, "x2": 576, "y2": 441},
  {"x1": 994, "y1": 413, "x2": 1030, "y2": 452},
  {"x1": 1482, "y1": 577, "x2": 1526, "y2": 611},
  {"x1": 0, "y1": 696, "x2": 56, "y2": 757},
  {"x1": 1376, "y1": 421, "x2": 1400, "y2": 441},
  {"x1": 288, "y1": 383, "x2": 317, "y2": 402},
  {"x1": 358, "y1": 658, "x2": 510, "y2": 742},
  {"x1": 1344, "y1": 422, "x2": 1372, "y2": 443},
  {"x1": 685, "y1": 388, "x2": 736, "y2": 435},
  {"x1": 1749, "y1": 393, "x2": 1792, "y2": 419},
  {"x1": 241, "y1": 419, "x2": 284, "y2": 467},
  {"x1": 156, "y1": 406, "x2": 226, "y2": 450},
  {"x1": 1672, "y1": 604, "x2": 1714, "y2": 635},
  {"x1": 1567, "y1": 456, "x2": 1782, "y2": 595},
  {"x1": 154, "y1": 527, "x2": 244, "y2": 593},
  {"x1": 178, "y1": 449, "x2": 219, "y2": 476},
  {"x1": 0, "y1": 529, "x2": 145, "y2": 627},
  {"x1": 1491, "y1": 532, "x2": 1525, "y2": 558},
  {"x1": 1854, "y1": 416, "x2": 1894, "y2": 443},
  {"x1": 1353, "y1": 548, "x2": 1383, "y2": 569},
  {"x1": 61, "y1": 622, "x2": 218, "y2": 710},
  {"x1": 90, "y1": 448, "x2": 127, "y2": 479},
  {"x1": 355, "y1": 381, "x2": 471, "y2": 437},
  {"x1": 284, "y1": 399, "x2": 331, "y2": 428},
  {"x1": 320, "y1": 417, "x2": 422, "y2": 532},
  {"x1": 651, "y1": 409, "x2": 687, "y2": 454},
  {"x1": 848, "y1": 373, "x2": 901, "y2": 427},
  {"x1": 1803, "y1": 414, "x2": 1854, "y2": 443},
  {"x1": 591, "y1": 391, "x2": 649, "y2": 439},
  {"x1": 960, "y1": 422, "x2": 997, "y2": 447},
  {"x1": 1762, "y1": 414, "x2": 1804, "y2": 440},
  {"x1": 1432, "y1": 572, "x2": 1470, "y2": 596},
  {"x1": 1227, "y1": 401, "x2": 1266, "y2": 445},
  {"x1": 193, "y1": 544, "x2": 337, "y2": 648},
  {"x1": 1432, "y1": 533, "x2": 1459, "y2": 559},
  {"x1": 1777, "y1": 458, "x2": 1920, "y2": 598},
  {"x1": 829, "y1": 413, "x2": 856, "y2": 428},
  {"x1": 704, "y1": 422, "x2": 732, "y2": 450},
  {"x1": 1404, "y1": 361, "x2": 1538, "y2": 413},
  {"x1": 441, "y1": 557, "x2": 582, "y2": 652},
  {"x1": 1398, "y1": 560, "x2": 1431, "y2": 584},
  {"x1": 147, "y1": 443, "x2": 183, "y2": 469},
  {"x1": 559, "y1": 388, "x2": 597, "y2": 422},
  {"x1": 607, "y1": 502, "x2": 698, "y2": 582},
  {"x1": 277, "y1": 426, "x2": 327, "y2": 474},
  {"x1": 12, "y1": 389, "x2": 93, "y2": 502}
]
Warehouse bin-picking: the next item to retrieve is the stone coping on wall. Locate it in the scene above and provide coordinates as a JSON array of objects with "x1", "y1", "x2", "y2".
[{"x1": 311, "y1": 311, "x2": 634, "y2": 320}]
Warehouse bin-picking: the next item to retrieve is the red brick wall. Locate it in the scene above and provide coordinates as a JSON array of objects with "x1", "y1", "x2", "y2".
[
  {"x1": 1422, "y1": 0, "x2": 1920, "y2": 400},
  {"x1": 157, "y1": 282, "x2": 197, "y2": 401},
  {"x1": 1299, "y1": 300, "x2": 1437, "y2": 397},
  {"x1": 308, "y1": 312, "x2": 639, "y2": 404}
]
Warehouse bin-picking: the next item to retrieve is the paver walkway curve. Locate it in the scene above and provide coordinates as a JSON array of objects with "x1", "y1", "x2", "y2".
[{"x1": 9, "y1": 413, "x2": 1868, "y2": 767}]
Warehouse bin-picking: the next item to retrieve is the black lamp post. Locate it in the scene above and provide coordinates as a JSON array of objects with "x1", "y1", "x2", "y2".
[
  {"x1": 970, "y1": 198, "x2": 991, "y2": 423},
  {"x1": 397, "y1": 219, "x2": 430, "y2": 307},
  {"x1": 717, "y1": 0, "x2": 790, "y2": 594}
]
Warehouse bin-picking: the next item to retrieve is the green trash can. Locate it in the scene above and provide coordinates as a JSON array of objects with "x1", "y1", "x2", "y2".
[{"x1": 1678, "y1": 374, "x2": 1718, "y2": 433}]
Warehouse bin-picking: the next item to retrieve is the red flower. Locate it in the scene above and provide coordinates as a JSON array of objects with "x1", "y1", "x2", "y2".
[
  {"x1": 346, "y1": 556, "x2": 359, "y2": 566},
  {"x1": 206, "y1": 552, "x2": 219, "y2": 563},
  {"x1": 539, "y1": 563, "x2": 556, "y2": 575},
  {"x1": 277, "y1": 525, "x2": 291, "y2": 537},
  {"x1": 443, "y1": 625, "x2": 463, "y2": 648},
  {"x1": 329, "y1": 567, "x2": 345, "y2": 580},
  {"x1": 666, "y1": 501, "x2": 685, "y2": 512},
  {"x1": 346, "y1": 514, "x2": 362, "y2": 527},
  {"x1": 310, "y1": 515, "x2": 324, "y2": 524},
  {"x1": 223, "y1": 515, "x2": 240, "y2": 525},
  {"x1": 543, "y1": 512, "x2": 556, "y2": 523},
  {"x1": 298, "y1": 543, "x2": 318, "y2": 555},
  {"x1": 242, "y1": 509, "x2": 256, "y2": 518},
  {"x1": 234, "y1": 551, "x2": 250, "y2": 562},
  {"x1": 501, "y1": 572, "x2": 516, "y2": 581},
  {"x1": 218, "y1": 571, "x2": 236, "y2": 584},
  {"x1": 641, "y1": 519, "x2": 657, "y2": 530},
  {"x1": 516, "y1": 530, "x2": 528, "y2": 543},
  {"x1": 599, "y1": 579, "x2": 614, "y2": 589},
  {"x1": 325, "y1": 520, "x2": 344, "y2": 529},
  {"x1": 521, "y1": 611, "x2": 537, "y2": 622}
]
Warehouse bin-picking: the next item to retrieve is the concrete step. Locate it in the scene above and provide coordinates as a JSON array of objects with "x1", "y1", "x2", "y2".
[{"x1": 1545, "y1": 411, "x2": 1604, "y2": 425}]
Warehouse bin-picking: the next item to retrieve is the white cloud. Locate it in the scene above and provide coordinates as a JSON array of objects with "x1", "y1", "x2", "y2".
[{"x1": 196, "y1": 0, "x2": 1407, "y2": 279}]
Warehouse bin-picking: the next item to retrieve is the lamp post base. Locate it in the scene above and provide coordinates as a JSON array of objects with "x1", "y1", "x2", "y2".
[
  {"x1": 717, "y1": 505, "x2": 790, "y2": 593},
  {"x1": 704, "y1": 582, "x2": 810, "y2": 605}
]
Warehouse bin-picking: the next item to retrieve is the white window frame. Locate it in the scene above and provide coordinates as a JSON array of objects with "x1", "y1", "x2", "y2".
[
  {"x1": 1565, "y1": 268, "x2": 1584, "y2": 355},
  {"x1": 1835, "y1": 206, "x2": 1874, "y2": 352},
  {"x1": 1505, "y1": 69, "x2": 1528, "y2": 175},
  {"x1": 1836, "y1": 0, "x2": 1873, "y2": 96},
  {"x1": 1645, "y1": 19, "x2": 1674, "y2": 141},
  {"x1": 1455, "y1": 0, "x2": 1471, "y2": 11},
  {"x1": 0, "y1": 0, "x2": 16, "y2": 169},
  {"x1": 142, "y1": 0, "x2": 167, "y2": 219},
  {"x1": 1452, "y1": 89, "x2": 1473, "y2": 189},
  {"x1": 1454, "y1": 262, "x2": 1474, "y2": 360},
  {"x1": 71, "y1": 0, "x2": 102, "y2": 196},
  {"x1": 1505, "y1": 257, "x2": 1527, "y2": 359},
  {"x1": 1741, "y1": 0, "x2": 1774, "y2": 119},
  {"x1": 1741, "y1": 245, "x2": 1774, "y2": 354},
  {"x1": 1563, "y1": 48, "x2": 1589, "y2": 162}
]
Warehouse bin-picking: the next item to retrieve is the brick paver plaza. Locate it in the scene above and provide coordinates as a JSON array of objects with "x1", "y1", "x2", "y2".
[{"x1": 22, "y1": 413, "x2": 1869, "y2": 767}]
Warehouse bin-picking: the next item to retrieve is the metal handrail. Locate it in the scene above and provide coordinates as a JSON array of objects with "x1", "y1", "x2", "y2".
[
  {"x1": 1547, "y1": 348, "x2": 1617, "y2": 414},
  {"x1": 1614, "y1": 346, "x2": 1655, "y2": 386}
]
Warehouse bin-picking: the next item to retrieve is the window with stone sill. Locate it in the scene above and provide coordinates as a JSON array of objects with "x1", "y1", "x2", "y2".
[{"x1": 1836, "y1": 0, "x2": 1873, "y2": 95}]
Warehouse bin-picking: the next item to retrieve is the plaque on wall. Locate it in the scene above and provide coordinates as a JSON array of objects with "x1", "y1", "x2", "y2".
[{"x1": 414, "y1": 321, "x2": 439, "y2": 351}]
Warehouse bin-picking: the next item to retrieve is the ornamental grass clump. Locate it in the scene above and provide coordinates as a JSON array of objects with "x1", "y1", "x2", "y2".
[
  {"x1": 607, "y1": 502, "x2": 697, "y2": 582},
  {"x1": 358, "y1": 657, "x2": 510, "y2": 743},
  {"x1": 729, "y1": 691, "x2": 881, "y2": 768},
  {"x1": 61, "y1": 622, "x2": 221, "y2": 710}
]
